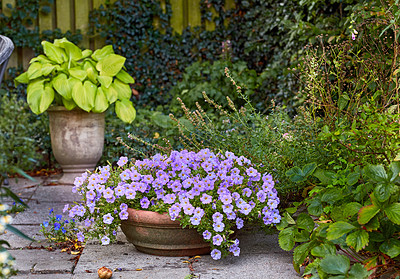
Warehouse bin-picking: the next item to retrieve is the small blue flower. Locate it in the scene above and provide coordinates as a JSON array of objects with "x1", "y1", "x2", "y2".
[
  {"x1": 54, "y1": 222, "x2": 61, "y2": 231},
  {"x1": 56, "y1": 214, "x2": 62, "y2": 221},
  {"x1": 49, "y1": 208, "x2": 54, "y2": 215},
  {"x1": 43, "y1": 221, "x2": 49, "y2": 228},
  {"x1": 62, "y1": 227, "x2": 66, "y2": 234}
]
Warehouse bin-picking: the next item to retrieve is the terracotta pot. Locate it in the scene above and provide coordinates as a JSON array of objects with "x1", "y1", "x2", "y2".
[
  {"x1": 48, "y1": 106, "x2": 105, "y2": 185},
  {"x1": 121, "y1": 208, "x2": 211, "y2": 257}
]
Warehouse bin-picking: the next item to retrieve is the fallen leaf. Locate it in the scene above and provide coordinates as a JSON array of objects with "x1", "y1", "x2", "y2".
[{"x1": 136, "y1": 268, "x2": 142, "y2": 271}]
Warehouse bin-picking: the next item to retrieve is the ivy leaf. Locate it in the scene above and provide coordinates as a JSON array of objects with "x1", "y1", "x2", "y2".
[
  {"x1": 278, "y1": 227, "x2": 295, "y2": 251},
  {"x1": 311, "y1": 243, "x2": 336, "y2": 257},
  {"x1": 327, "y1": 221, "x2": 355, "y2": 240},
  {"x1": 358, "y1": 204, "x2": 380, "y2": 225},
  {"x1": 296, "y1": 213, "x2": 315, "y2": 232},
  {"x1": 115, "y1": 98, "x2": 136, "y2": 123},
  {"x1": 346, "y1": 230, "x2": 369, "y2": 252},
  {"x1": 384, "y1": 203, "x2": 400, "y2": 225},
  {"x1": 319, "y1": 254, "x2": 350, "y2": 275},
  {"x1": 379, "y1": 238, "x2": 400, "y2": 258}
]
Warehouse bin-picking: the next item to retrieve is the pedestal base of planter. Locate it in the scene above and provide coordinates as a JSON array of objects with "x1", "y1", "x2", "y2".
[{"x1": 121, "y1": 208, "x2": 210, "y2": 257}]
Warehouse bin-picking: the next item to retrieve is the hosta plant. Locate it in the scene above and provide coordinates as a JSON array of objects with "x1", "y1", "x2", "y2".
[
  {"x1": 65, "y1": 149, "x2": 281, "y2": 260},
  {"x1": 15, "y1": 38, "x2": 136, "y2": 123}
]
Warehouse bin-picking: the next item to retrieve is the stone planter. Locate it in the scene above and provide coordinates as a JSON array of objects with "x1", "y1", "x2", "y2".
[
  {"x1": 121, "y1": 208, "x2": 211, "y2": 257},
  {"x1": 48, "y1": 106, "x2": 105, "y2": 185}
]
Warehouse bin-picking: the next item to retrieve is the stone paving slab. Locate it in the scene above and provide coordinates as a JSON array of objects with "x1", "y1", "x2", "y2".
[
  {"x1": 30, "y1": 185, "x2": 82, "y2": 203},
  {"x1": 73, "y1": 268, "x2": 191, "y2": 278},
  {"x1": 11, "y1": 249, "x2": 75, "y2": 274},
  {"x1": 13, "y1": 274, "x2": 73, "y2": 279},
  {"x1": 12, "y1": 202, "x2": 69, "y2": 225},
  {"x1": 2, "y1": 225, "x2": 43, "y2": 248}
]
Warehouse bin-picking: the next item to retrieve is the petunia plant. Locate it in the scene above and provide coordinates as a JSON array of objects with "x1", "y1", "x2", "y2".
[{"x1": 66, "y1": 149, "x2": 281, "y2": 259}]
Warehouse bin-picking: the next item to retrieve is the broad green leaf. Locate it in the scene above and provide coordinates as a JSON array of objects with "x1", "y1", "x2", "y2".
[
  {"x1": 14, "y1": 72, "x2": 29, "y2": 85},
  {"x1": 27, "y1": 62, "x2": 42, "y2": 80},
  {"x1": 338, "y1": 94, "x2": 349, "y2": 110},
  {"x1": 98, "y1": 75, "x2": 113, "y2": 88},
  {"x1": 311, "y1": 243, "x2": 336, "y2": 257},
  {"x1": 62, "y1": 41, "x2": 82, "y2": 62},
  {"x1": 96, "y1": 54, "x2": 126, "y2": 77},
  {"x1": 102, "y1": 85, "x2": 118, "y2": 104},
  {"x1": 388, "y1": 161, "x2": 400, "y2": 182},
  {"x1": 41, "y1": 63, "x2": 55, "y2": 76},
  {"x1": 112, "y1": 79, "x2": 131, "y2": 99},
  {"x1": 348, "y1": 263, "x2": 371, "y2": 279},
  {"x1": 319, "y1": 254, "x2": 350, "y2": 275},
  {"x1": 374, "y1": 183, "x2": 391, "y2": 203},
  {"x1": 363, "y1": 215, "x2": 380, "y2": 231},
  {"x1": 69, "y1": 67, "x2": 87, "y2": 81},
  {"x1": 384, "y1": 203, "x2": 400, "y2": 225},
  {"x1": 285, "y1": 166, "x2": 303, "y2": 182},
  {"x1": 346, "y1": 172, "x2": 360, "y2": 186},
  {"x1": 87, "y1": 67, "x2": 98, "y2": 84},
  {"x1": 62, "y1": 97, "x2": 77, "y2": 110},
  {"x1": 92, "y1": 87, "x2": 109, "y2": 113},
  {"x1": 302, "y1": 162, "x2": 317, "y2": 176},
  {"x1": 82, "y1": 49, "x2": 93, "y2": 59},
  {"x1": 29, "y1": 54, "x2": 51, "y2": 64},
  {"x1": 294, "y1": 229, "x2": 310, "y2": 242},
  {"x1": 308, "y1": 199, "x2": 323, "y2": 216},
  {"x1": 72, "y1": 81, "x2": 96, "y2": 112},
  {"x1": 53, "y1": 73, "x2": 72, "y2": 100},
  {"x1": 321, "y1": 189, "x2": 342, "y2": 204},
  {"x1": 327, "y1": 221, "x2": 355, "y2": 240},
  {"x1": 91, "y1": 45, "x2": 114, "y2": 61},
  {"x1": 278, "y1": 227, "x2": 295, "y2": 251},
  {"x1": 41, "y1": 41, "x2": 66, "y2": 64},
  {"x1": 313, "y1": 168, "x2": 335, "y2": 185},
  {"x1": 346, "y1": 230, "x2": 369, "y2": 252},
  {"x1": 116, "y1": 69, "x2": 135, "y2": 84},
  {"x1": 343, "y1": 202, "x2": 362, "y2": 218},
  {"x1": 5, "y1": 224, "x2": 34, "y2": 241},
  {"x1": 293, "y1": 241, "x2": 315, "y2": 266},
  {"x1": 53, "y1": 37, "x2": 69, "y2": 47},
  {"x1": 364, "y1": 164, "x2": 388, "y2": 183},
  {"x1": 296, "y1": 213, "x2": 315, "y2": 232},
  {"x1": 115, "y1": 98, "x2": 136, "y2": 123},
  {"x1": 379, "y1": 238, "x2": 400, "y2": 258},
  {"x1": 27, "y1": 79, "x2": 54, "y2": 114},
  {"x1": 358, "y1": 204, "x2": 380, "y2": 225}
]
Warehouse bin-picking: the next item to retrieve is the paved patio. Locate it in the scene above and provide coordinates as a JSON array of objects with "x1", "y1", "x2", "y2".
[{"x1": 3, "y1": 176, "x2": 300, "y2": 279}]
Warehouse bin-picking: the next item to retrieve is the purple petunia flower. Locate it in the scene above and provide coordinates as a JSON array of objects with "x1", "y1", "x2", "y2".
[
  {"x1": 212, "y1": 212, "x2": 223, "y2": 223},
  {"x1": 119, "y1": 210, "x2": 129, "y2": 220},
  {"x1": 77, "y1": 232, "x2": 85, "y2": 242},
  {"x1": 213, "y1": 221, "x2": 225, "y2": 232},
  {"x1": 200, "y1": 193, "x2": 212, "y2": 204},
  {"x1": 190, "y1": 215, "x2": 201, "y2": 225},
  {"x1": 203, "y1": 230, "x2": 212, "y2": 240},
  {"x1": 211, "y1": 249, "x2": 222, "y2": 260},
  {"x1": 212, "y1": 234, "x2": 223, "y2": 246},
  {"x1": 140, "y1": 197, "x2": 150, "y2": 209},
  {"x1": 236, "y1": 217, "x2": 244, "y2": 229},
  {"x1": 117, "y1": 156, "x2": 128, "y2": 167},
  {"x1": 101, "y1": 235, "x2": 110, "y2": 245},
  {"x1": 103, "y1": 213, "x2": 114, "y2": 224}
]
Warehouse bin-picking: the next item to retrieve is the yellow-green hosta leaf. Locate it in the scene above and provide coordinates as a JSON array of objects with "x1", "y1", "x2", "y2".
[
  {"x1": 41, "y1": 41, "x2": 66, "y2": 64},
  {"x1": 27, "y1": 62, "x2": 42, "y2": 80},
  {"x1": 29, "y1": 54, "x2": 51, "y2": 64},
  {"x1": 14, "y1": 72, "x2": 29, "y2": 85},
  {"x1": 53, "y1": 73, "x2": 72, "y2": 100},
  {"x1": 116, "y1": 69, "x2": 135, "y2": 84},
  {"x1": 53, "y1": 37, "x2": 70, "y2": 47},
  {"x1": 41, "y1": 63, "x2": 56, "y2": 76},
  {"x1": 62, "y1": 41, "x2": 82, "y2": 62},
  {"x1": 115, "y1": 98, "x2": 136, "y2": 123},
  {"x1": 69, "y1": 67, "x2": 87, "y2": 81},
  {"x1": 92, "y1": 87, "x2": 109, "y2": 113},
  {"x1": 87, "y1": 67, "x2": 98, "y2": 84},
  {"x1": 112, "y1": 79, "x2": 131, "y2": 99},
  {"x1": 27, "y1": 80, "x2": 54, "y2": 114},
  {"x1": 82, "y1": 49, "x2": 93, "y2": 59},
  {"x1": 96, "y1": 54, "x2": 126, "y2": 77},
  {"x1": 72, "y1": 80, "x2": 96, "y2": 112},
  {"x1": 97, "y1": 75, "x2": 113, "y2": 88},
  {"x1": 102, "y1": 85, "x2": 118, "y2": 104},
  {"x1": 62, "y1": 97, "x2": 77, "y2": 110},
  {"x1": 91, "y1": 45, "x2": 114, "y2": 61}
]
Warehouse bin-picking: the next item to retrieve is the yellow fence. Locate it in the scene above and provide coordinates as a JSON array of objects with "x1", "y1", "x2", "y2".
[{"x1": 1, "y1": 0, "x2": 235, "y2": 71}]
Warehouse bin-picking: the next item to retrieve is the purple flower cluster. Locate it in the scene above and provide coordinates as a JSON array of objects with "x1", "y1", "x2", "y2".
[{"x1": 69, "y1": 149, "x2": 281, "y2": 260}]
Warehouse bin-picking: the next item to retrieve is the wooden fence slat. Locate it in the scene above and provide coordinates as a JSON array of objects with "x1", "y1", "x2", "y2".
[
  {"x1": 170, "y1": 0, "x2": 184, "y2": 34},
  {"x1": 2, "y1": 0, "x2": 15, "y2": 17},
  {"x1": 39, "y1": 5, "x2": 54, "y2": 32},
  {"x1": 205, "y1": 6, "x2": 217, "y2": 31},
  {"x1": 56, "y1": 0, "x2": 72, "y2": 33},
  {"x1": 75, "y1": 0, "x2": 90, "y2": 48},
  {"x1": 187, "y1": 0, "x2": 201, "y2": 28},
  {"x1": 92, "y1": 0, "x2": 106, "y2": 50}
]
